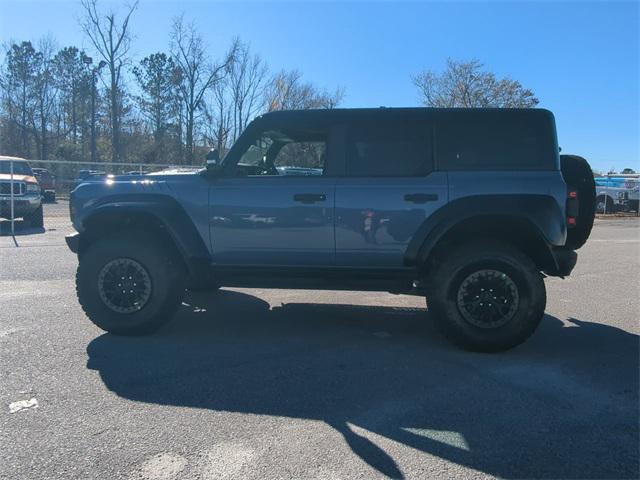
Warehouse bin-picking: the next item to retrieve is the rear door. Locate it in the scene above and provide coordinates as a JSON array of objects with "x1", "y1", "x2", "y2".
[{"x1": 334, "y1": 116, "x2": 448, "y2": 268}]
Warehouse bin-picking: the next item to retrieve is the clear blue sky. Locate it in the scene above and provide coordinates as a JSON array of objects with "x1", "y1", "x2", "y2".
[{"x1": 1, "y1": 0, "x2": 638, "y2": 172}]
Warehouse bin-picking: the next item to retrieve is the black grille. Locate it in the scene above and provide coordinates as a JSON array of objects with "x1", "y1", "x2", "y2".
[{"x1": 0, "y1": 181, "x2": 24, "y2": 195}]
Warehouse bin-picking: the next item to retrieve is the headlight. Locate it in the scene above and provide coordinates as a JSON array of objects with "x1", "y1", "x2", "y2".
[{"x1": 26, "y1": 183, "x2": 41, "y2": 193}]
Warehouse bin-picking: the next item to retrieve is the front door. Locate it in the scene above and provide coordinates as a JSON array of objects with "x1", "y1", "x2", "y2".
[{"x1": 209, "y1": 125, "x2": 335, "y2": 267}]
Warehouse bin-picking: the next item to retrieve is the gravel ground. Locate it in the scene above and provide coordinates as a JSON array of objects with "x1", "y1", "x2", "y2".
[{"x1": 1, "y1": 202, "x2": 638, "y2": 480}]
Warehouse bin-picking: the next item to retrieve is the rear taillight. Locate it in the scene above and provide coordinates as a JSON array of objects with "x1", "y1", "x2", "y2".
[{"x1": 567, "y1": 188, "x2": 579, "y2": 228}]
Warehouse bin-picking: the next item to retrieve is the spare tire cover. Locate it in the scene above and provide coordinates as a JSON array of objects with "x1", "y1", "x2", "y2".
[{"x1": 561, "y1": 154, "x2": 596, "y2": 250}]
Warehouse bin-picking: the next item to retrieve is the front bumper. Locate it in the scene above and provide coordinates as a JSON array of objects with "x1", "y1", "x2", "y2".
[{"x1": 0, "y1": 195, "x2": 41, "y2": 219}]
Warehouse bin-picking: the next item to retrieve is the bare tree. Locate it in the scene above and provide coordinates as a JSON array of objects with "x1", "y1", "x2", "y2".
[
  {"x1": 171, "y1": 16, "x2": 237, "y2": 163},
  {"x1": 227, "y1": 41, "x2": 269, "y2": 142},
  {"x1": 0, "y1": 28, "x2": 349, "y2": 166},
  {"x1": 412, "y1": 59, "x2": 538, "y2": 108},
  {"x1": 266, "y1": 69, "x2": 344, "y2": 111},
  {"x1": 31, "y1": 36, "x2": 58, "y2": 159},
  {"x1": 204, "y1": 76, "x2": 233, "y2": 155},
  {"x1": 80, "y1": 0, "x2": 138, "y2": 162}
]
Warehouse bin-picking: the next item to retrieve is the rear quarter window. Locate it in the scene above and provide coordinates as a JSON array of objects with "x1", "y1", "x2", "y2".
[{"x1": 437, "y1": 110, "x2": 558, "y2": 171}]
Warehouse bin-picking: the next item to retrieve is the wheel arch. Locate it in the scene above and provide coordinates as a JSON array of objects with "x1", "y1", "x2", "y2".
[
  {"x1": 75, "y1": 195, "x2": 211, "y2": 279},
  {"x1": 420, "y1": 214, "x2": 558, "y2": 274},
  {"x1": 405, "y1": 194, "x2": 566, "y2": 274}
]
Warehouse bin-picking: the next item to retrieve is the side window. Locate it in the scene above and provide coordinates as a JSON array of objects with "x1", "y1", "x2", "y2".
[
  {"x1": 274, "y1": 142, "x2": 325, "y2": 176},
  {"x1": 235, "y1": 129, "x2": 327, "y2": 177},
  {"x1": 437, "y1": 112, "x2": 555, "y2": 171},
  {"x1": 346, "y1": 121, "x2": 432, "y2": 177}
]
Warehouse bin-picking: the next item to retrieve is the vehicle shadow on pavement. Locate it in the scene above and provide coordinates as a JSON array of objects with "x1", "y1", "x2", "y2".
[
  {"x1": 0, "y1": 220, "x2": 45, "y2": 236},
  {"x1": 86, "y1": 289, "x2": 639, "y2": 479}
]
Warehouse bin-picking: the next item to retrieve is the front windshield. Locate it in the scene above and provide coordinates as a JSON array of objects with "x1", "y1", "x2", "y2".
[
  {"x1": 234, "y1": 128, "x2": 327, "y2": 177},
  {"x1": 238, "y1": 136, "x2": 274, "y2": 167},
  {"x1": 0, "y1": 161, "x2": 33, "y2": 175}
]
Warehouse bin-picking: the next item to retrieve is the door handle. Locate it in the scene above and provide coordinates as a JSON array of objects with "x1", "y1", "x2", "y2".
[
  {"x1": 404, "y1": 193, "x2": 439, "y2": 203},
  {"x1": 293, "y1": 193, "x2": 326, "y2": 204}
]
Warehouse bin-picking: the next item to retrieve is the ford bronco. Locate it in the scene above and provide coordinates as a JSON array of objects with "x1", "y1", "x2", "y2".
[{"x1": 66, "y1": 108, "x2": 596, "y2": 351}]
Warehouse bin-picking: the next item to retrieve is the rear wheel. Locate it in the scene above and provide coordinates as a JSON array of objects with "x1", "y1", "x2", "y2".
[
  {"x1": 76, "y1": 233, "x2": 186, "y2": 335},
  {"x1": 427, "y1": 241, "x2": 546, "y2": 352}
]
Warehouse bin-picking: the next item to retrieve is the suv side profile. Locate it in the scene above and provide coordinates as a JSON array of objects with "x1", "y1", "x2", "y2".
[{"x1": 66, "y1": 108, "x2": 596, "y2": 352}]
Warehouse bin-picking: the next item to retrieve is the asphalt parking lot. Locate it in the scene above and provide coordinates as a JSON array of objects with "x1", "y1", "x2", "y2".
[{"x1": 1, "y1": 201, "x2": 638, "y2": 480}]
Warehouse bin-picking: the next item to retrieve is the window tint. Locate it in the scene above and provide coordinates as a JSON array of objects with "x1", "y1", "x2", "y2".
[
  {"x1": 437, "y1": 112, "x2": 556, "y2": 171},
  {"x1": 346, "y1": 121, "x2": 432, "y2": 177},
  {"x1": 235, "y1": 129, "x2": 326, "y2": 177},
  {"x1": 274, "y1": 142, "x2": 325, "y2": 176}
]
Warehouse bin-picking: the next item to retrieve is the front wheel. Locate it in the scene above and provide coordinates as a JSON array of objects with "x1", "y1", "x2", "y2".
[
  {"x1": 426, "y1": 241, "x2": 546, "y2": 352},
  {"x1": 76, "y1": 233, "x2": 186, "y2": 335}
]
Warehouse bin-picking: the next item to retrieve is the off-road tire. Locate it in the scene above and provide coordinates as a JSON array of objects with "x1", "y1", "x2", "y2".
[
  {"x1": 76, "y1": 233, "x2": 186, "y2": 335},
  {"x1": 24, "y1": 204, "x2": 44, "y2": 228},
  {"x1": 426, "y1": 240, "x2": 546, "y2": 352}
]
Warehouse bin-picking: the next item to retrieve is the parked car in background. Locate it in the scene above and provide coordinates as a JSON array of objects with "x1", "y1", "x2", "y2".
[
  {"x1": 0, "y1": 156, "x2": 44, "y2": 227},
  {"x1": 32, "y1": 167, "x2": 56, "y2": 202},
  {"x1": 594, "y1": 175, "x2": 640, "y2": 213}
]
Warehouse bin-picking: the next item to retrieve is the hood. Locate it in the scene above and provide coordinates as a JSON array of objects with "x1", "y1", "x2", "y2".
[
  {"x1": 0, "y1": 173, "x2": 37, "y2": 183},
  {"x1": 147, "y1": 167, "x2": 203, "y2": 177},
  {"x1": 72, "y1": 170, "x2": 199, "y2": 197},
  {"x1": 104, "y1": 169, "x2": 202, "y2": 183}
]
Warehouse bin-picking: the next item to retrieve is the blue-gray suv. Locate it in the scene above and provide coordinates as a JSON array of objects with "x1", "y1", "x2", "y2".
[{"x1": 66, "y1": 108, "x2": 596, "y2": 351}]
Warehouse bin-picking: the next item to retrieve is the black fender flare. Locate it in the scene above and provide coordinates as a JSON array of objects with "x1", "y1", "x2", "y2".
[
  {"x1": 404, "y1": 194, "x2": 566, "y2": 268},
  {"x1": 74, "y1": 194, "x2": 210, "y2": 277}
]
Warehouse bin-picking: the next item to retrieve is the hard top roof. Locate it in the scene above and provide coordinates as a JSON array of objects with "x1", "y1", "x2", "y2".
[
  {"x1": 0, "y1": 155, "x2": 28, "y2": 162},
  {"x1": 254, "y1": 107, "x2": 554, "y2": 125}
]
